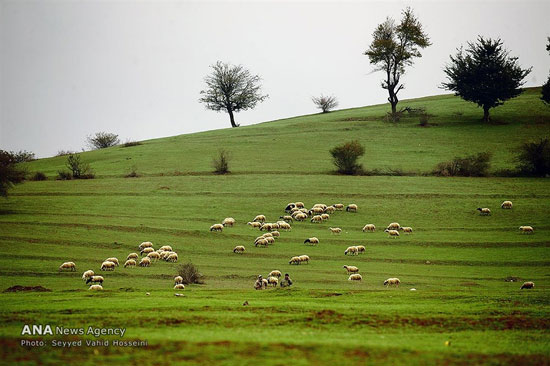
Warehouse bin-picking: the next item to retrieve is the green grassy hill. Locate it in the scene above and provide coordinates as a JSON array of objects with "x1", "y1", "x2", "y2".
[
  {"x1": 24, "y1": 87, "x2": 550, "y2": 176},
  {"x1": 1, "y1": 88, "x2": 549, "y2": 366}
]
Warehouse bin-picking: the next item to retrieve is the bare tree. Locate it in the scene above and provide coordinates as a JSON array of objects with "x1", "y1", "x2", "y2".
[
  {"x1": 86, "y1": 132, "x2": 120, "y2": 149},
  {"x1": 364, "y1": 7, "x2": 431, "y2": 119},
  {"x1": 312, "y1": 95, "x2": 338, "y2": 113},
  {"x1": 199, "y1": 61, "x2": 268, "y2": 128}
]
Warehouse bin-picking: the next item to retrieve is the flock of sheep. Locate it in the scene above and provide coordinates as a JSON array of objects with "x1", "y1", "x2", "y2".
[
  {"x1": 210, "y1": 199, "x2": 536, "y2": 290},
  {"x1": 59, "y1": 242, "x2": 181, "y2": 291}
]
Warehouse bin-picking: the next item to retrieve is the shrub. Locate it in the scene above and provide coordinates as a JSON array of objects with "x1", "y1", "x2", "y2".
[
  {"x1": 419, "y1": 113, "x2": 430, "y2": 127},
  {"x1": 56, "y1": 150, "x2": 75, "y2": 157},
  {"x1": 10, "y1": 150, "x2": 35, "y2": 163},
  {"x1": 433, "y1": 152, "x2": 492, "y2": 177},
  {"x1": 122, "y1": 140, "x2": 142, "y2": 147},
  {"x1": 30, "y1": 172, "x2": 47, "y2": 181},
  {"x1": 66, "y1": 154, "x2": 94, "y2": 179},
  {"x1": 56, "y1": 171, "x2": 72, "y2": 180},
  {"x1": 212, "y1": 149, "x2": 231, "y2": 174},
  {"x1": 329, "y1": 140, "x2": 365, "y2": 175},
  {"x1": 516, "y1": 137, "x2": 550, "y2": 177},
  {"x1": 124, "y1": 165, "x2": 140, "y2": 178},
  {"x1": 0, "y1": 150, "x2": 27, "y2": 197},
  {"x1": 384, "y1": 110, "x2": 404, "y2": 122},
  {"x1": 312, "y1": 95, "x2": 338, "y2": 113},
  {"x1": 176, "y1": 262, "x2": 204, "y2": 285},
  {"x1": 86, "y1": 132, "x2": 120, "y2": 150}
]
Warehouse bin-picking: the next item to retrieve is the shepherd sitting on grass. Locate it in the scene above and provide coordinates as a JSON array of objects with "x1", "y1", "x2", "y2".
[
  {"x1": 254, "y1": 275, "x2": 265, "y2": 290},
  {"x1": 280, "y1": 273, "x2": 293, "y2": 288}
]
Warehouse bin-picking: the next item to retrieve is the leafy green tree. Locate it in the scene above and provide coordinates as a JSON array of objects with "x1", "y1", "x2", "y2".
[
  {"x1": 329, "y1": 140, "x2": 365, "y2": 175},
  {"x1": 541, "y1": 37, "x2": 550, "y2": 106},
  {"x1": 364, "y1": 7, "x2": 431, "y2": 118},
  {"x1": 199, "y1": 61, "x2": 268, "y2": 128},
  {"x1": 442, "y1": 37, "x2": 531, "y2": 122},
  {"x1": 0, "y1": 150, "x2": 26, "y2": 197}
]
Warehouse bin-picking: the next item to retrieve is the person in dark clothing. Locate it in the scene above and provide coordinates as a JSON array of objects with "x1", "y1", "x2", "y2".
[{"x1": 280, "y1": 273, "x2": 293, "y2": 287}]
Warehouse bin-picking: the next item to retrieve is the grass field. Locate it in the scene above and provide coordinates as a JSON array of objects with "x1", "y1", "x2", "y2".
[{"x1": 1, "y1": 89, "x2": 550, "y2": 365}]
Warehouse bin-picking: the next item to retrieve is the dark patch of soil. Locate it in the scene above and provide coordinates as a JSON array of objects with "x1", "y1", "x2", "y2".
[{"x1": 4, "y1": 285, "x2": 51, "y2": 293}]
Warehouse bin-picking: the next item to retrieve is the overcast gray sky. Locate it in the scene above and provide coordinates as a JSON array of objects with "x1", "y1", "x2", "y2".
[{"x1": 1, "y1": 0, "x2": 548, "y2": 157}]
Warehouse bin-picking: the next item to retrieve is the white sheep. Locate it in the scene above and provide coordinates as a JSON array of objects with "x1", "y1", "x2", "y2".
[
  {"x1": 519, "y1": 226, "x2": 534, "y2": 234},
  {"x1": 344, "y1": 246, "x2": 358, "y2": 256},
  {"x1": 501, "y1": 201, "x2": 513, "y2": 209},
  {"x1": 333, "y1": 203, "x2": 344, "y2": 211},
  {"x1": 321, "y1": 213, "x2": 330, "y2": 221},
  {"x1": 384, "y1": 229, "x2": 400, "y2": 238},
  {"x1": 139, "y1": 257, "x2": 151, "y2": 267},
  {"x1": 210, "y1": 223, "x2": 224, "y2": 232},
  {"x1": 166, "y1": 253, "x2": 178, "y2": 262},
  {"x1": 265, "y1": 236, "x2": 275, "y2": 244},
  {"x1": 343, "y1": 265, "x2": 359, "y2": 274},
  {"x1": 269, "y1": 270, "x2": 282, "y2": 278},
  {"x1": 233, "y1": 245, "x2": 245, "y2": 253},
  {"x1": 362, "y1": 224, "x2": 375, "y2": 232},
  {"x1": 310, "y1": 215, "x2": 323, "y2": 223},
  {"x1": 477, "y1": 207, "x2": 491, "y2": 216},
  {"x1": 255, "y1": 238, "x2": 269, "y2": 247},
  {"x1": 101, "y1": 261, "x2": 116, "y2": 271},
  {"x1": 139, "y1": 241, "x2": 153, "y2": 250},
  {"x1": 86, "y1": 275, "x2": 104, "y2": 285},
  {"x1": 147, "y1": 252, "x2": 161, "y2": 261},
  {"x1": 309, "y1": 207, "x2": 324, "y2": 215},
  {"x1": 384, "y1": 278, "x2": 400, "y2": 287},
  {"x1": 59, "y1": 262, "x2": 76, "y2": 272},
  {"x1": 127, "y1": 253, "x2": 139, "y2": 261},
  {"x1": 295, "y1": 202, "x2": 305, "y2": 208},
  {"x1": 253, "y1": 215, "x2": 266, "y2": 223},
  {"x1": 105, "y1": 257, "x2": 119, "y2": 266},
  {"x1": 329, "y1": 227, "x2": 342, "y2": 234},
  {"x1": 356, "y1": 245, "x2": 366, "y2": 254},
  {"x1": 304, "y1": 237, "x2": 319, "y2": 245},
  {"x1": 140, "y1": 247, "x2": 154, "y2": 256},
  {"x1": 247, "y1": 221, "x2": 262, "y2": 228},
  {"x1": 267, "y1": 276, "x2": 279, "y2": 287},
  {"x1": 222, "y1": 217, "x2": 236, "y2": 227},
  {"x1": 280, "y1": 215, "x2": 293, "y2": 223},
  {"x1": 271, "y1": 231, "x2": 280, "y2": 238},
  {"x1": 89, "y1": 284, "x2": 103, "y2": 291},
  {"x1": 124, "y1": 259, "x2": 136, "y2": 268},
  {"x1": 402, "y1": 227, "x2": 413, "y2": 234},
  {"x1": 520, "y1": 281, "x2": 534, "y2": 289},
  {"x1": 293, "y1": 212, "x2": 307, "y2": 221},
  {"x1": 279, "y1": 222, "x2": 291, "y2": 231},
  {"x1": 348, "y1": 274, "x2": 362, "y2": 281},
  {"x1": 386, "y1": 222, "x2": 401, "y2": 230},
  {"x1": 298, "y1": 255, "x2": 310, "y2": 264},
  {"x1": 174, "y1": 284, "x2": 185, "y2": 290},
  {"x1": 289, "y1": 256, "x2": 301, "y2": 265},
  {"x1": 174, "y1": 276, "x2": 183, "y2": 285},
  {"x1": 260, "y1": 223, "x2": 273, "y2": 231},
  {"x1": 82, "y1": 270, "x2": 94, "y2": 280},
  {"x1": 346, "y1": 204, "x2": 358, "y2": 212},
  {"x1": 159, "y1": 245, "x2": 173, "y2": 252},
  {"x1": 324, "y1": 206, "x2": 335, "y2": 214}
]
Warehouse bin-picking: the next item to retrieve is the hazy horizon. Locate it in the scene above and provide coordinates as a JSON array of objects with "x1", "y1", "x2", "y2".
[{"x1": 1, "y1": 0, "x2": 549, "y2": 157}]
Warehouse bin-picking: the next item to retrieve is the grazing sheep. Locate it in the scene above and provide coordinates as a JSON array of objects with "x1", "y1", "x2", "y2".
[
  {"x1": 285, "y1": 203, "x2": 296, "y2": 212},
  {"x1": 139, "y1": 241, "x2": 153, "y2": 250},
  {"x1": 304, "y1": 237, "x2": 319, "y2": 245},
  {"x1": 290, "y1": 207, "x2": 300, "y2": 214},
  {"x1": 321, "y1": 213, "x2": 330, "y2": 221},
  {"x1": 174, "y1": 276, "x2": 183, "y2": 285},
  {"x1": 329, "y1": 227, "x2": 342, "y2": 234},
  {"x1": 159, "y1": 245, "x2": 173, "y2": 252},
  {"x1": 267, "y1": 276, "x2": 279, "y2": 287},
  {"x1": 476, "y1": 207, "x2": 491, "y2": 216},
  {"x1": 348, "y1": 274, "x2": 362, "y2": 281},
  {"x1": 356, "y1": 245, "x2": 366, "y2": 254},
  {"x1": 82, "y1": 270, "x2": 94, "y2": 281},
  {"x1": 295, "y1": 202, "x2": 305, "y2": 208},
  {"x1": 260, "y1": 223, "x2": 273, "y2": 231},
  {"x1": 174, "y1": 284, "x2": 185, "y2": 290},
  {"x1": 298, "y1": 255, "x2": 310, "y2": 264},
  {"x1": 255, "y1": 238, "x2": 269, "y2": 247},
  {"x1": 299, "y1": 208, "x2": 309, "y2": 214},
  {"x1": 324, "y1": 206, "x2": 335, "y2": 214},
  {"x1": 280, "y1": 215, "x2": 294, "y2": 222},
  {"x1": 89, "y1": 284, "x2": 103, "y2": 291},
  {"x1": 160, "y1": 251, "x2": 171, "y2": 260},
  {"x1": 402, "y1": 227, "x2": 413, "y2": 234},
  {"x1": 139, "y1": 257, "x2": 151, "y2": 267},
  {"x1": 520, "y1": 281, "x2": 534, "y2": 289},
  {"x1": 247, "y1": 221, "x2": 262, "y2": 228},
  {"x1": 293, "y1": 212, "x2": 307, "y2": 221},
  {"x1": 289, "y1": 256, "x2": 302, "y2": 265},
  {"x1": 210, "y1": 223, "x2": 224, "y2": 232},
  {"x1": 519, "y1": 226, "x2": 534, "y2": 234},
  {"x1": 124, "y1": 259, "x2": 136, "y2": 268},
  {"x1": 265, "y1": 236, "x2": 276, "y2": 244},
  {"x1": 343, "y1": 265, "x2": 359, "y2": 274},
  {"x1": 166, "y1": 253, "x2": 178, "y2": 263},
  {"x1": 222, "y1": 217, "x2": 236, "y2": 227},
  {"x1": 101, "y1": 261, "x2": 116, "y2": 271},
  {"x1": 269, "y1": 270, "x2": 282, "y2": 278},
  {"x1": 59, "y1": 262, "x2": 76, "y2": 272},
  {"x1": 147, "y1": 252, "x2": 161, "y2": 261},
  {"x1": 141, "y1": 247, "x2": 154, "y2": 256},
  {"x1": 262, "y1": 278, "x2": 269, "y2": 287},
  {"x1": 278, "y1": 222, "x2": 291, "y2": 231},
  {"x1": 363, "y1": 224, "x2": 376, "y2": 232},
  {"x1": 127, "y1": 253, "x2": 139, "y2": 261},
  {"x1": 346, "y1": 204, "x2": 358, "y2": 212},
  {"x1": 386, "y1": 222, "x2": 401, "y2": 230},
  {"x1": 309, "y1": 207, "x2": 324, "y2": 216},
  {"x1": 86, "y1": 275, "x2": 104, "y2": 285},
  {"x1": 253, "y1": 215, "x2": 266, "y2": 223},
  {"x1": 384, "y1": 229, "x2": 400, "y2": 238},
  {"x1": 105, "y1": 257, "x2": 119, "y2": 266},
  {"x1": 384, "y1": 278, "x2": 401, "y2": 287},
  {"x1": 345, "y1": 246, "x2": 358, "y2": 256},
  {"x1": 501, "y1": 201, "x2": 513, "y2": 209},
  {"x1": 333, "y1": 203, "x2": 344, "y2": 211},
  {"x1": 310, "y1": 215, "x2": 323, "y2": 223},
  {"x1": 233, "y1": 245, "x2": 245, "y2": 254},
  {"x1": 271, "y1": 222, "x2": 280, "y2": 229},
  {"x1": 271, "y1": 231, "x2": 280, "y2": 238}
]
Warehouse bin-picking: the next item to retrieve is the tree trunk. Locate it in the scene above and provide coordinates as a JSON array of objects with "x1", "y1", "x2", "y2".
[
  {"x1": 483, "y1": 106, "x2": 490, "y2": 122},
  {"x1": 228, "y1": 108, "x2": 239, "y2": 128}
]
